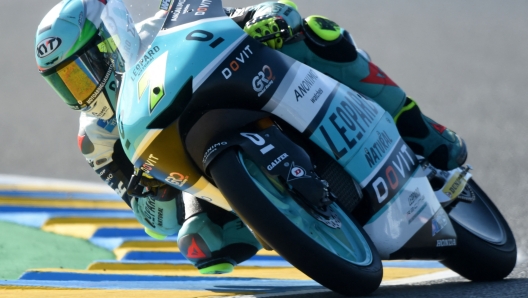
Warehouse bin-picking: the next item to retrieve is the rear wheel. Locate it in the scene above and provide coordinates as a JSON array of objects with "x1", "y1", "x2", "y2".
[
  {"x1": 441, "y1": 179, "x2": 517, "y2": 281},
  {"x1": 209, "y1": 148, "x2": 383, "y2": 296}
]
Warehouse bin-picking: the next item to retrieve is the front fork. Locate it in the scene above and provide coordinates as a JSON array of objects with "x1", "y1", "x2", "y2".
[{"x1": 236, "y1": 124, "x2": 336, "y2": 209}]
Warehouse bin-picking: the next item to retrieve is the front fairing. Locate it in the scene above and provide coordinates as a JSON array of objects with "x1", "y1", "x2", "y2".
[{"x1": 113, "y1": 0, "x2": 293, "y2": 195}]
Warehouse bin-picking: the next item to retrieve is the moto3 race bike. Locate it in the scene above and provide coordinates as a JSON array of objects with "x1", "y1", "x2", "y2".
[{"x1": 101, "y1": 0, "x2": 516, "y2": 295}]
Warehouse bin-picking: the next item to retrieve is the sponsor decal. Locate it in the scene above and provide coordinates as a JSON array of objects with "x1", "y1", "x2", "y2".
[
  {"x1": 291, "y1": 166, "x2": 305, "y2": 177},
  {"x1": 186, "y1": 236, "x2": 208, "y2": 258},
  {"x1": 170, "y1": 0, "x2": 188, "y2": 22},
  {"x1": 142, "y1": 197, "x2": 157, "y2": 228},
  {"x1": 114, "y1": 181, "x2": 127, "y2": 197},
  {"x1": 98, "y1": 167, "x2": 126, "y2": 197},
  {"x1": 160, "y1": 0, "x2": 171, "y2": 10},
  {"x1": 267, "y1": 153, "x2": 289, "y2": 171},
  {"x1": 105, "y1": 180, "x2": 126, "y2": 197},
  {"x1": 364, "y1": 131, "x2": 394, "y2": 168},
  {"x1": 141, "y1": 154, "x2": 159, "y2": 173},
  {"x1": 405, "y1": 187, "x2": 426, "y2": 224},
  {"x1": 131, "y1": 46, "x2": 161, "y2": 79},
  {"x1": 78, "y1": 11, "x2": 84, "y2": 27},
  {"x1": 363, "y1": 139, "x2": 418, "y2": 204},
  {"x1": 442, "y1": 172, "x2": 467, "y2": 200},
  {"x1": 253, "y1": 65, "x2": 274, "y2": 97},
  {"x1": 186, "y1": 30, "x2": 224, "y2": 48},
  {"x1": 318, "y1": 91, "x2": 380, "y2": 160},
  {"x1": 87, "y1": 100, "x2": 110, "y2": 119},
  {"x1": 310, "y1": 88, "x2": 323, "y2": 104},
  {"x1": 36, "y1": 37, "x2": 62, "y2": 58},
  {"x1": 136, "y1": 52, "x2": 168, "y2": 114},
  {"x1": 165, "y1": 172, "x2": 189, "y2": 187},
  {"x1": 228, "y1": 8, "x2": 245, "y2": 18},
  {"x1": 202, "y1": 141, "x2": 228, "y2": 163},
  {"x1": 240, "y1": 132, "x2": 275, "y2": 154},
  {"x1": 294, "y1": 69, "x2": 319, "y2": 101},
  {"x1": 83, "y1": 66, "x2": 113, "y2": 106},
  {"x1": 287, "y1": 162, "x2": 311, "y2": 181},
  {"x1": 195, "y1": 0, "x2": 212, "y2": 16},
  {"x1": 157, "y1": 203, "x2": 164, "y2": 227},
  {"x1": 436, "y1": 239, "x2": 457, "y2": 247},
  {"x1": 222, "y1": 45, "x2": 254, "y2": 79},
  {"x1": 432, "y1": 212, "x2": 449, "y2": 236}
]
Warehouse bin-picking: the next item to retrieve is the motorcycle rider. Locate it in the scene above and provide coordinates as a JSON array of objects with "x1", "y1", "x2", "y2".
[{"x1": 35, "y1": 0, "x2": 466, "y2": 274}]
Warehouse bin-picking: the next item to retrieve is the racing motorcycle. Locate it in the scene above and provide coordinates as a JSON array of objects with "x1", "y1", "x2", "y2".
[{"x1": 102, "y1": 0, "x2": 517, "y2": 295}]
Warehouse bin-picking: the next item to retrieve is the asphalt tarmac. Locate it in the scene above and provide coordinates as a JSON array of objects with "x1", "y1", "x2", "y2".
[{"x1": 2, "y1": 0, "x2": 528, "y2": 296}]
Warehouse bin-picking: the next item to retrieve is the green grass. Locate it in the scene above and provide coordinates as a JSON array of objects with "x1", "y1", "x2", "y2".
[{"x1": 0, "y1": 220, "x2": 115, "y2": 280}]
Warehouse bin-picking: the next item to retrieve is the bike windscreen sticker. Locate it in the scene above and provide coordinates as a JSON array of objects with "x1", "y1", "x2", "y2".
[
  {"x1": 137, "y1": 51, "x2": 168, "y2": 114},
  {"x1": 163, "y1": 0, "x2": 226, "y2": 29},
  {"x1": 262, "y1": 62, "x2": 339, "y2": 132}
]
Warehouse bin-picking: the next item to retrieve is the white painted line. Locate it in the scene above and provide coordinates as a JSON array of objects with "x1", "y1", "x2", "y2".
[
  {"x1": 231, "y1": 288, "x2": 330, "y2": 298},
  {"x1": 230, "y1": 270, "x2": 460, "y2": 297},
  {"x1": 381, "y1": 269, "x2": 460, "y2": 286}
]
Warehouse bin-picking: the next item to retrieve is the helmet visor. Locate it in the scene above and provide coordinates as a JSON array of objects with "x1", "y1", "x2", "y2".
[{"x1": 42, "y1": 43, "x2": 115, "y2": 119}]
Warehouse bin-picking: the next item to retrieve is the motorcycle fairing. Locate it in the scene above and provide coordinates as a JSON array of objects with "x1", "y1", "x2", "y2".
[
  {"x1": 389, "y1": 207, "x2": 458, "y2": 260},
  {"x1": 115, "y1": 0, "x2": 455, "y2": 258},
  {"x1": 300, "y1": 89, "x2": 445, "y2": 257},
  {"x1": 361, "y1": 167, "x2": 443, "y2": 258}
]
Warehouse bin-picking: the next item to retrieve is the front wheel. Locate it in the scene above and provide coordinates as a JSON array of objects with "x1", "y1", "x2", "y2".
[
  {"x1": 441, "y1": 179, "x2": 517, "y2": 281},
  {"x1": 209, "y1": 148, "x2": 383, "y2": 296}
]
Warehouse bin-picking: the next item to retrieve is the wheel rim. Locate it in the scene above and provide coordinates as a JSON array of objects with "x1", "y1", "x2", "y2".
[{"x1": 239, "y1": 152, "x2": 373, "y2": 266}]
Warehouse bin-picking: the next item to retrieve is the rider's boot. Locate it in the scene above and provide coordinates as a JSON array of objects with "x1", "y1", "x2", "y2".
[
  {"x1": 177, "y1": 202, "x2": 262, "y2": 274},
  {"x1": 394, "y1": 97, "x2": 467, "y2": 170}
]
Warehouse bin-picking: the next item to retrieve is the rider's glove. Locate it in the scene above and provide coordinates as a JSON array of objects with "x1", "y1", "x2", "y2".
[
  {"x1": 130, "y1": 183, "x2": 182, "y2": 238},
  {"x1": 244, "y1": 14, "x2": 293, "y2": 49}
]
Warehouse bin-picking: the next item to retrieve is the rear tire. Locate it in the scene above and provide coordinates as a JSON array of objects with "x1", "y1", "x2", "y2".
[
  {"x1": 441, "y1": 179, "x2": 517, "y2": 281},
  {"x1": 209, "y1": 148, "x2": 383, "y2": 296}
]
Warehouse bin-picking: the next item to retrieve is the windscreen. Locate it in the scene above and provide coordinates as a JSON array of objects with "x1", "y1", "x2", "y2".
[{"x1": 99, "y1": 0, "x2": 167, "y2": 72}]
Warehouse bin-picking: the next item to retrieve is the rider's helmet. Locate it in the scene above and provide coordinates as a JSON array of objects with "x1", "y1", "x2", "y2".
[{"x1": 35, "y1": 0, "x2": 116, "y2": 120}]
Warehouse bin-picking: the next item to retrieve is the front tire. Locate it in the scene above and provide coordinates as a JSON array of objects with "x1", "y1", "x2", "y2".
[
  {"x1": 441, "y1": 179, "x2": 517, "y2": 281},
  {"x1": 209, "y1": 148, "x2": 383, "y2": 296}
]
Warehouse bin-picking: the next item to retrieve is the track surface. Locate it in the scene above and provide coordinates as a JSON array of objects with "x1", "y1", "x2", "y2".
[
  {"x1": 0, "y1": 175, "x2": 453, "y2": 297},
  {"x1": 2, "y1": 0, "x2": 528, "y2": 297}
]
